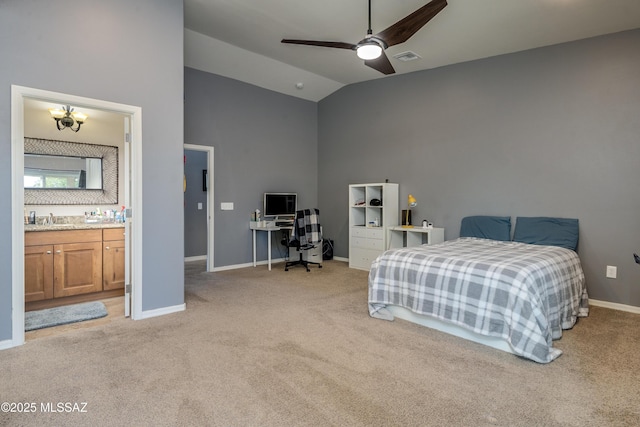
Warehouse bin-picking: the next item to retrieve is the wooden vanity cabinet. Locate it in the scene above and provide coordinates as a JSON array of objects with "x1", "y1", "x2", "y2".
[
  {"x1": 24, "y1": 228, "x2": 124, "y2": 303},
  {"x1": 102, "y1": 228, "x2": 125, "y2": 291},
  {"x1": 25, "y1": 229, "x2": 105, "y2": 302}
]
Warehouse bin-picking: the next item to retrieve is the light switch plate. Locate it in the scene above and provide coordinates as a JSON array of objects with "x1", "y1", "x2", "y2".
[
  {"x1": 197, "y1": 202, "x2": 203, "y2": 210},
  {"x1": 221, "y1": 202, "x2": 234, "y2": 210}
]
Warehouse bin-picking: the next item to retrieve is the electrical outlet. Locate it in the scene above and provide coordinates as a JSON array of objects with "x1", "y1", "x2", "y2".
[{"x1": 606, "y1": 265, "x2": 617, "y2": 279}]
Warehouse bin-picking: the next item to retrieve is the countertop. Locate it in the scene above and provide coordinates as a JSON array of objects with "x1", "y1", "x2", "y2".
[{"x1": 24, "y1": 222, "x2": 125, "y2": 232}]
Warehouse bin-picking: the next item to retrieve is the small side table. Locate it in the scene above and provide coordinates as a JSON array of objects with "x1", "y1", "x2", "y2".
[{"x1": 387, "y1": 226, "x2": 445, "y2": 249}]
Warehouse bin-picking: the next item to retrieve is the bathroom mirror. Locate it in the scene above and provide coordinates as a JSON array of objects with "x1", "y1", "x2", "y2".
[
  {"x1": 24, "y1": 154, "x2": 103, "y2": 190},
  {"x1": 24, "y1": 137, "x2": 118, "y2": 205}
]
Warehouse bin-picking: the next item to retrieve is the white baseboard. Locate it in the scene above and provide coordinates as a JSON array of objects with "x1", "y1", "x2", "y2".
[
  {"x1": 212, "y1": 257, "x2": 348, "y2": 272},
  {"x1": 140, "y1": 303, "x2": 186, "y2": 320},
  {"x1": 212, "y1": 258, "x2": 286, "y2": 272},
  {"x1": 185, "y1": 255, "x2": 207, "y2": 262},
  {"x1": 0, "y1": 338, "x2": 20, "y2": 350},
  {"x1": 589, "y1": 299, "x2": 640, "y2": 314}
]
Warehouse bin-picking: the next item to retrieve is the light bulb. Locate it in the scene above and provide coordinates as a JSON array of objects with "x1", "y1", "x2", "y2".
[{"x1": 356, "y1": 43, "x2": 382, "y2": 60}]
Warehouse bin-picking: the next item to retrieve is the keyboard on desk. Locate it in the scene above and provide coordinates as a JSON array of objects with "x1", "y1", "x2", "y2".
[{"x1": 275, "y1": 221, "x2": 293, "y2": 228}]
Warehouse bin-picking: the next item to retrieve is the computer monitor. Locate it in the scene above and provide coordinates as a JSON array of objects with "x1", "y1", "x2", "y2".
[{"x1": 263, "y1": 192, "x2": 297, "y2": 217}]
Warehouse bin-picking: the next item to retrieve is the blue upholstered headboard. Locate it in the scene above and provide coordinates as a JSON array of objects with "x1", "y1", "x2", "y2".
[
  {"x1": 513, "y1": 217, "x2": 579, "y2": 251},
  {"x1": 459, "y1": 215, "x2": 579, "y2": 251},
  {"x1": 459, "y1": 216, "x2": 511, "y2": 241}
]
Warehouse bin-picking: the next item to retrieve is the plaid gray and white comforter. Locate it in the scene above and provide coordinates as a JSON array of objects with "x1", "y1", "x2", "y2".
[{"x1": 368, "y1": 238, "x2": 588, "y2": 363}]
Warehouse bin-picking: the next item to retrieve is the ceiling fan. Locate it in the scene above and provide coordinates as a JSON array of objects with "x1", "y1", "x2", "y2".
[{"x1": 281, "y1": 0, "x2": 448, "y2": 75}]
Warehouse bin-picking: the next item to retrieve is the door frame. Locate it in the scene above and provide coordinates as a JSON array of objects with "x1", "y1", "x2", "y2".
[
  {"x1": 184, "y1": 144, "x2": 215, "y2": 272},
  {"x1": 10, "y1": 85, "x2": 143, "y2": 348}
]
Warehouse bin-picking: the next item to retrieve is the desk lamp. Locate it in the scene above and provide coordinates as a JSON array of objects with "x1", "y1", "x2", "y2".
[{"x1": 403, "y1": 194, "x2": 417, "y2": 228}]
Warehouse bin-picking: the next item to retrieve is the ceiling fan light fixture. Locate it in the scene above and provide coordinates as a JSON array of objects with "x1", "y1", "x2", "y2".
[
  {"x1": 356, "y1": 42, "x2": 383, "y2": 60},
  {"x1": 281, "y1": 0, "x2": 448, "y2": 74}
]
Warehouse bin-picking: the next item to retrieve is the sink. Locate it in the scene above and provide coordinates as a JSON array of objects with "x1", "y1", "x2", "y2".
[{"x1": 50, "y1": 224, "x2": 75, "y2": 227}]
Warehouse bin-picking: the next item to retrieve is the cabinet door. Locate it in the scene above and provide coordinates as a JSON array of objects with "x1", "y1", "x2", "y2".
[
  {"x1": 103, "y1": 239, "x2": 125, "y2": 291},
  {"x1": 25, "y1": 245, "x2": 54, "y2": 302},
  {"x1": 53, "y1": 241, "x2": 103, "y2": 298}
]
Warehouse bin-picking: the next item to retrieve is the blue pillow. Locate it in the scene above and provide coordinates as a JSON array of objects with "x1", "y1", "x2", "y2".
[
  {"x1": 513, "y1": 217, "x2": 579, "y2": 251},
  {"x1": 459, "y1": 216, "x2": 511, "y2": 241}
]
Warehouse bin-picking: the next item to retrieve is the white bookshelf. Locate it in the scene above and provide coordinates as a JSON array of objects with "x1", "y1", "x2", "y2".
[{"x1": 348, "y1": 183, "x2": 399, "y2": 270}]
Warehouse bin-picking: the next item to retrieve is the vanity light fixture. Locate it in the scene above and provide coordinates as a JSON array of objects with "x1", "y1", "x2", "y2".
[{"x1": 49, "y1": 105, "x2": 88, "y2": 132}]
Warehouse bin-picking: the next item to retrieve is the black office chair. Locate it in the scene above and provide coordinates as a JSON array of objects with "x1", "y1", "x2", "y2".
[{"x1": 284, "y1": 208, "x2": 323, "y2": 272}]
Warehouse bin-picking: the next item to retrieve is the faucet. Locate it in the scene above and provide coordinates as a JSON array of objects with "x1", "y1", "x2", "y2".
[{"x1": 45, "y1": 213, "x2": 54, "y2": 226}]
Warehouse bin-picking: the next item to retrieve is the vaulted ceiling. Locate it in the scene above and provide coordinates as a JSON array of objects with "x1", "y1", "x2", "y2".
[{"x1": 184, "y1": 0, "x2": 640, "y2": 101}]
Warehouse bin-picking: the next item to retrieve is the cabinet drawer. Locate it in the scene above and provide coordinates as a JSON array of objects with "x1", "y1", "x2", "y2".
[
  {"x1": 349, "y1": 248, "x2": 382, "y2": 271},
  {"x1": 351, "y1": 236, "x2": 384, "y2": 251},
  {"x1": 351, "y1": 227, "x2": 384, "y2": 239},
  {"x1": 103, "y1": 228, "x2": 125, "y2": 241},
  {"x1": 26, "y1": 229, "x2": 102, "y2": 246}
]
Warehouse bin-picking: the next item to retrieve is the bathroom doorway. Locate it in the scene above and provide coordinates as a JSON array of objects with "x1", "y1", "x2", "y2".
[{"x1": 10, "y1": 85, "x2": 143, "y2": 347}]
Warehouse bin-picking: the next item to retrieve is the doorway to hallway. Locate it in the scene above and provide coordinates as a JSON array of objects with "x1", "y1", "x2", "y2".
[{"x1": 183, "y1": 144, "x2": 214, "y2": 272}]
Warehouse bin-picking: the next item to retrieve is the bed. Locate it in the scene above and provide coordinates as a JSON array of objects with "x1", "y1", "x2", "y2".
[{"x1": 368, "y1": 216, "x2": 589, "y2": 363}]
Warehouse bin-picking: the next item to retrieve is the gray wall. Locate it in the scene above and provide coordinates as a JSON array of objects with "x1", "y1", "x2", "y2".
[
  {"x1": 0, "y1": 0, "x2": 185, "y2": 340},
  {"x1": 318, "y1": 29, "x2": 640, "y2": 307},
  {"x1": 184, "y1": 68, "x2": 318, "y2": 267},
  {"x1": 184, "y1": 149, "x2": 208, "y2": 257}
]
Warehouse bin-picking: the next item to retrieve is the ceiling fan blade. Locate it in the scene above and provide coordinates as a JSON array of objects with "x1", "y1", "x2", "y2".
[
  {"x1": 364, "y1": 50, "x2": 395, "y2": 75},
  {"x1": 281, "y1": 39, "x2": 356, "y2": 50},
  {"x1": 374, "y1": 0, "x2": 448, "y2": 47}
]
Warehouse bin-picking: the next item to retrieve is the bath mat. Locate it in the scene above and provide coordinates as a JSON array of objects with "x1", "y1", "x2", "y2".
[{"x1": 25, "y1": 301, "x2": 108, "y2": 331}]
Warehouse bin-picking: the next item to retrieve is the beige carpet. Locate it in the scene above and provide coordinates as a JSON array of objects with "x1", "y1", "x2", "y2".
[{"x1": 1, "y1": 260, "x2": 639, "y2": 426}]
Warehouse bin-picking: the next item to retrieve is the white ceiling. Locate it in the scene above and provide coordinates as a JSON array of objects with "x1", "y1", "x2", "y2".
[{"x1": 184, "y1": 0, "x2": 640, "y2": 101}]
